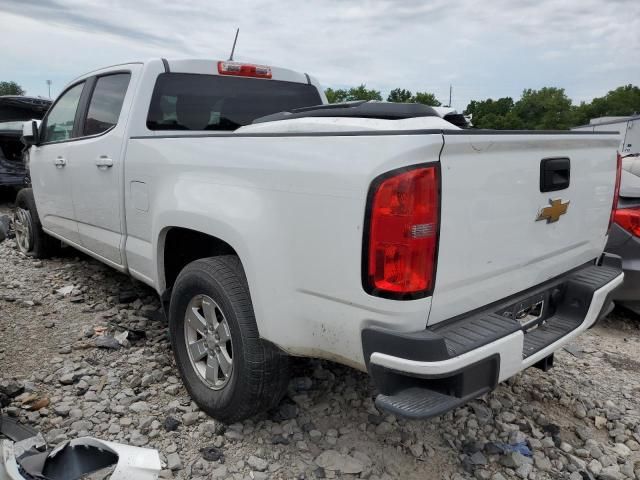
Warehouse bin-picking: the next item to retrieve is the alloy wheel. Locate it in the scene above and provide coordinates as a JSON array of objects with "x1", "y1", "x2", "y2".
[
  {"x1": 184, "y1": 294, "x2": 233, "y2": 390},
  {"x1": 13, "y1": 208, "x2": 32, "y2": 254}
]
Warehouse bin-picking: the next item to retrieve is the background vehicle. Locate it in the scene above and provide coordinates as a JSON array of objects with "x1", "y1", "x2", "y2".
[
  {"x1": 572, "y1": 115, "x2": 639, "y2": 168},
  {"x1": 574, "y1": 117, "x2": 640, "y2": 312},
  {"x1": 607, "y1": 170, "x2": 640, "y2": 314},
  {"x1": 15, "y1": 58, "x2": 623, "y2": 423},
  {"x1": 0, "y1": 97, "x2": 51, "y2": 189}
]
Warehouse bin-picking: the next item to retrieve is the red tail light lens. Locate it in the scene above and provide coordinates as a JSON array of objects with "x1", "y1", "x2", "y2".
[
  {"x1": 614, "y1": 208, "x2": 640, "y2": 237},
  {"x1": 217, "y1": 61, "x2": 272, "y2": 79},
  {"x1": 609, "y1": 152, "x2": 622, "y2": 231},
  {"x1": 364, "y1": 165, "x2": 440, "y2": 299}
]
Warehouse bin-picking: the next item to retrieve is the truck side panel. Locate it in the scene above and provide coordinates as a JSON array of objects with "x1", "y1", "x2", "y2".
[{"x1": 123, "y1": 134, "x2": 444, "y2": 367}]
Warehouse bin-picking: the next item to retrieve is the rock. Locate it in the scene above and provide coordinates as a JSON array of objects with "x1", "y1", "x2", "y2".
[
  {"x1": 182, "y1": 412, "x2": 199, "y2": 426},
  {"x1": 70, "y1": 420, "x2": 92, "y2": 432},
  {"x1": 53, "y1": 404, "x2": 71, "y2": 417},
  {"x1": 469, "y1": 451, "x2": 487, "y2": 466},
  {"x1": 315, "y1": 450, "x2": 364, "y2": 474},
  {"x1": 515, "y1": 463, "x2": 532, "y2": 479},
  {"x1": 543, "y1": 423, "x2": 561, "y2": 437},
  {"x1": 224, "y1": 430, "x2": 243, "y2": 441},
  {"x1": 595, "y1": 416, "x2": 607, "y2": 429},
  {"x1": 588, "y1": 459, "x2": 603, "y2": 475},
  {"x1": 625, "y1": 439, "x2": 640, "y2": 451},
  {"x1": 375, "y1": 421, "x2": 393, "y2": 435},
  {"x1": 409, "y1": 442, "x2": 424, "y2": 458},
  {"x1": 247, "y1": 455, "x2": 268, "y2": 472},
  {"x1": 95, "y1": 335, "x2": 121, "y2": 349},
  {"x1": 129, "y1": 431, "x2": 148, "y2": 446},
  {"x1": 0, "y1": 215, "x2": 9, "y2": 242},
  {"x1": 129, "y1": 401, "x2": 149, "y2": 413},
  {"x1": 166, "y1": 453, "x2": 182, "y2": 471},
  {"x1": 164, "y1": 384, "x2": 180, "y2": 395},
  {"x1": 500, "y1": 451, "x2": 531, "y2": 469},
  {"x1": 534, "y1": 455, "x2": 552, "y2": 471},
  {"x1": 611, "y1": 443, "x2": 631, "y2": 457},
  {"x1": 271, "y1": 434, "x2": 289, "y2": 445},
  {"x1": 210, "y1": 465, "x2": 228, "y2": 479},
  {"x1": 471, "y1": 402, "x2": 493, "y2": 423},
  {"x1": 163, "y1": 416, "x2": 180, "y2": 432},
  {"x1": 599, "y1": 465, "x2": 623, "y2": 480},
  {"x1": 58, "y1": 373, "x2": 77, "y2": 385},
  {"x1": 560, "y1": 441, "x2": 573, "y2": 453}
]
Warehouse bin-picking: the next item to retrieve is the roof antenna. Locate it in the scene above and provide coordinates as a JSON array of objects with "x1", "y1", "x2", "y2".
[{"x1": 228, "y1": 28, "x2": 239, "y2": 61}]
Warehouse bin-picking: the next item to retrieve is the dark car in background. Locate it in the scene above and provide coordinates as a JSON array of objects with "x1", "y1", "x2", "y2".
[{"x1": 0, "y1": 96, "x2": 51, "y2": 189}]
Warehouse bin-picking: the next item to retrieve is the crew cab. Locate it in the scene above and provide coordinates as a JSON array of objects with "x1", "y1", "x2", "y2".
[{"x1": 16, "y1": 59, "x2": 623, "y2": 422}]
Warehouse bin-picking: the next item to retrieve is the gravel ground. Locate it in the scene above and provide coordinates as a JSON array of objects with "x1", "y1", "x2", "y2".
[{"x1": 1, "y1": 196, "x2": 640, "y2": 480}]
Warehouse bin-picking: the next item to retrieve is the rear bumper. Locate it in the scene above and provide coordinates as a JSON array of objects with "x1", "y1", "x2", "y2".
[{"x1": 362, "y1": 258, "x2": 623, "y2": 419}]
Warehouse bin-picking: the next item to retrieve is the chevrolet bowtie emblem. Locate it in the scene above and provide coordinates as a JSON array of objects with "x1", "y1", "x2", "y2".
[{"x1": 536, "y1": 199, "x2": 569, "y2": 223}]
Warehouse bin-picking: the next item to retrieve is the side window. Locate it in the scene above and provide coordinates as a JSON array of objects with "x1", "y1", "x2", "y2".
[
  {"x1": 42, "y1": 82, "x2": 84, "y2": 143},
  {"x1": 83, "y1": 73, "x2": 131, "y2": 136}
]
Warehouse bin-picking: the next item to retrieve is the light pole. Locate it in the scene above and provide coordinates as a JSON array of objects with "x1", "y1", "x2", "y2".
[{"x1": 46, "y1": 80, "x2": 52, "y2": 99}]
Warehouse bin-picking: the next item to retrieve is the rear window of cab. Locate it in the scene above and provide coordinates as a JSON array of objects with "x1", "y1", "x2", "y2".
[{"x1": 146, "y1": 73, "x2": 322, "y2": 131}]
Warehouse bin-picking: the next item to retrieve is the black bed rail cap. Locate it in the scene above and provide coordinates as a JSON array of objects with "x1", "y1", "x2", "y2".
[{"x1": 253, "y1": 100, "x2": 440, "y2": 124}]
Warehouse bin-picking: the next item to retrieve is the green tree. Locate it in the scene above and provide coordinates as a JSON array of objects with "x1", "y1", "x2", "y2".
[
  {"x1": 512, "y1": 87, "x2": 573, "y2": 129},
  {"x1": 345, "y1": 84, "x2": 382, "y2": 101},
  {"x1": 387, "y1": 88, "x2": 413, "y2": 103},
  {"x1": 0, "y1": 81, "x2": 25, "y2": 96},
  {"x1": 463, "y1": 97, "x2": 514, "y2": 128},
  {"x1": 325, "y1": 84, "x2": 382, "y2": 103},
  {"x1": 412, "y1": 92, "x2": 441, "y2": 106},
  {"x1": 325, "y1": 88, "x2": 348, "y2": 104}
]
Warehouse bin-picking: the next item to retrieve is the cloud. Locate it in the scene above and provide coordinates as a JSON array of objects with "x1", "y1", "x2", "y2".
[
  {"x1": 0, "y1": 0, "x2": 638, "y2": 109},
  {"x1": 0, "y1": 0, "x2": 189, "y2": 49}
]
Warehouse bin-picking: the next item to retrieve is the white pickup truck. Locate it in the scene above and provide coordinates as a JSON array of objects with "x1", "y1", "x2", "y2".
[{"x1": 16, "y1": 59, "x2": 623, "y2": 423}]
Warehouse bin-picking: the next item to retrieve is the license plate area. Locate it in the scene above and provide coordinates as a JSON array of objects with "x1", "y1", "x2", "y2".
[{"x1": 496, "y1": 290, "x2": 555, "y2": 332}]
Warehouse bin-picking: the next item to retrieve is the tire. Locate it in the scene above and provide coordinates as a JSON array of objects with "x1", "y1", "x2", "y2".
[
  {"x1": 14, "y1": 188, "x2": 60, "y2": 258},
  {"x1": 169, "y1": 255, "x2": 289, "y2": 423}
]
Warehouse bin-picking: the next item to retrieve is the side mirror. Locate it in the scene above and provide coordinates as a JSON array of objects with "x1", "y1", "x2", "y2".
[{"x1": 21, "y1": 120, "x2": 41, "y2": 147}]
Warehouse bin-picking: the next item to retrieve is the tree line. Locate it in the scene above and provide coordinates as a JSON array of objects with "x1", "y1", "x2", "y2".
[
  {"x1": 325, "y1": 83, "x2": 640, "y2": 129},
  {"x1": 3, "y1": 79, "x2": 639, "y2": 130}
]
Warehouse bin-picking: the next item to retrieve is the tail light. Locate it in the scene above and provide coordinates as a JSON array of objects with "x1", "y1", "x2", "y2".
[
  {"x1": 608, "y1": 152, "x2": 622, "y2": 231},
  {"x1": 218, "y1": 61, "x2": 272, "y2": 79},
  {"x1": 363, "y1": 164, "x2": 440, "y2": 299},
  {"x1": 614, "y1": 208, "x2": 640, "y2": 237}
]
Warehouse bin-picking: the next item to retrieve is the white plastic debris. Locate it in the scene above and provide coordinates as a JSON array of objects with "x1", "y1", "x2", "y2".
[
  {"x1": 0, "y1": 436, "x2": 161, "y2": 480},
  {"x1": 55, "y1": 285, "x2": 75, "y2": 296}
]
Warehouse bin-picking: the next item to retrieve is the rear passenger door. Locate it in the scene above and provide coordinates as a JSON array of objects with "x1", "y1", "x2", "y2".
[{"x1": 67, "y1": 70, "x2": 135, "y2": 267}]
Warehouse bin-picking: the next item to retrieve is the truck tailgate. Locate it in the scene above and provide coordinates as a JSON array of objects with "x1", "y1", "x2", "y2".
[{"x1": 427, "y1": 132, "x2": 620, "y2": 325}]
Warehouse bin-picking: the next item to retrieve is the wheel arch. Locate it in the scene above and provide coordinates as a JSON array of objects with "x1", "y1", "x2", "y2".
[{"x1": 158, "y1": 225, "x2": 247, "y2": 294}]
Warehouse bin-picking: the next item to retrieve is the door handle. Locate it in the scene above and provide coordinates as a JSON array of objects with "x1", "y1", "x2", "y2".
[
  {"x1": 54, "y1": 156, "x2": 66, "y2": 168},
  {"x1": 96, "y1": 156, "x2": 114, "y2": 168}
]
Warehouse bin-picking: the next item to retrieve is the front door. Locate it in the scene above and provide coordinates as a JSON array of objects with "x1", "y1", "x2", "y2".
[
  {"x1": 66, "y1": 72, "x2": 133, "y2": 266},
  {"x1": 30, "y1": 81, "x2": 86, "y2": 245}
]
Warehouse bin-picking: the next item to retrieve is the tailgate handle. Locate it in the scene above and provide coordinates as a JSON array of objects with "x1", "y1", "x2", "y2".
[{"x1": 540, "y1": 158, "x2": 570, "y2": 192}]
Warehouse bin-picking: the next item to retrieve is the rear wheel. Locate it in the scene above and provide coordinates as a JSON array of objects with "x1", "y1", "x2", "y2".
[
  {"x1": 14, "y1": 188, "x2": 59, "y2": 258},
  {"x1": 169, "y1": 255, "x2": 289, "y2": 423}
]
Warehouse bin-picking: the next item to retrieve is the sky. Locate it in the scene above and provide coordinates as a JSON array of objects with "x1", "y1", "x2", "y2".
[{"x1": 1, "y1": 0, "x2": 638, "y2": 111}]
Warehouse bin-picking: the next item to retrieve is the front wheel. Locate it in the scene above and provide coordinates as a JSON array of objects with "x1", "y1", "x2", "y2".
[
  {"x1": 14, "y1": 188, "x2": 59, "y2": 258},
  {"x1": 169, "y1": 256, "x2": 289, "y2": 423}
]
